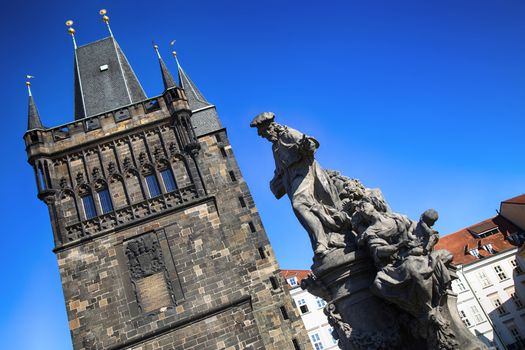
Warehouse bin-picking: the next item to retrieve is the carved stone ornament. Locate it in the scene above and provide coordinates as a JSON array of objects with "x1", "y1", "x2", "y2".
[
  {"x1": 125, "y1": 234, "x2": 165, "y2": 280},
  {"x1": 168, "y1": 142, "x2": 178, "y2": 155},
  {"x1": 91, "y1": 167, "x2": 100, "y2": 180},
  {"x1": 153, "y1": 146, "x2": 163, "y2": 161},
  {"x1": 75, "y1": 172, "x2": 85, "y2": 185},
  {"x1": 252, "y1": 112, "x2": 489, "y2": 350},
  {"x1": 107, "y1": 161, "x2": 116, "y2": 175},
  {"x1": 59, "y1": 177, "x2": 68, "y2": 189},
  {"x1": 138, "y1": 152, "x2": 147, "y2": 167},
  {"x1": 123, "y1": 157, "x2": 132, "y2": 171}
]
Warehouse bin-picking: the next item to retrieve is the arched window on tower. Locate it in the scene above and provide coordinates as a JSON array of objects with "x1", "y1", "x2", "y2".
[
  {"x1": 158, "y1": 160, "x2": 177, "y2": 193},
  {"x1": 81, "y1": 193, "x2": 97, "y2": 220},
  {"x1": 97, "y1": 188, "x2": 113, "y2": 214},
  {"x1": 37, "y1": 164, "x2": 46, "y2": 191},
  {"x1": 145, "y1": 173, "x2": 161, "y2": 198},
  {"x1": 160, "y1": 168, "x2": 177, "y2": 193}
]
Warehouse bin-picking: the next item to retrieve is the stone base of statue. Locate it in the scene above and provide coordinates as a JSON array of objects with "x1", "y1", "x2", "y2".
[{"x1": 303, "y1": 248, "x2": 488, "y2": 350}]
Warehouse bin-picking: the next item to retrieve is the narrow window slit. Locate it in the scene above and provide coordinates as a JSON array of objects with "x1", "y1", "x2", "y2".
[
  {"x1": 280, "y1": 306, "x2": 289, "y2": 320},
  {"x1": 258, "y1": 247, "x2": 266, "y2": 259},
  {"x1": 220, "y1": 147, "x2": 227, "y2": 157},
  {"x1": 248, "y1": 221, "x2": 256, "y2": 233},
  {"x1": 239, "y1": 196, "x2": 246, "y2": 208},
  {"x1": 229, "y1": 170, "x2": 237, "y2": 182},
  {"x1": 269, "y1": 276, "x2": 279, "y2": 290}
]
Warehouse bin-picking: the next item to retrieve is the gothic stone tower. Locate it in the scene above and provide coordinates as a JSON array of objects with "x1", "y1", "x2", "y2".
[{"x1": 23, "y1": 27, "x2": 310, "y2": 350}]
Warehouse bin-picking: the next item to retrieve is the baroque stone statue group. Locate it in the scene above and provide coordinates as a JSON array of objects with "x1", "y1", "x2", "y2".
[{"x1": 251, "y1": 112, "x2": 488, "y2": 350}]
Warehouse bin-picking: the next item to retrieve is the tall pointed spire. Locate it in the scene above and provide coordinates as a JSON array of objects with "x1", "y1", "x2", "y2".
[
  {"x1": 26, "y1": 77, "x2": 44, "y2": 130},
  {"x1": 72, "y1": 10, "x2": 147, "y2": 120},
  {"x1": 173, "y1": 51, "x2": 212, "y2": 111},
  {"x1": 153, "y1": 44, "x2": 176, "y2": 90}
]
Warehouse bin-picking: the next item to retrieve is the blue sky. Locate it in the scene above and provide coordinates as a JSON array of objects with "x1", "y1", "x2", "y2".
[{"x1": 1, "y1": 0, "x2": 524, "y2": 348}]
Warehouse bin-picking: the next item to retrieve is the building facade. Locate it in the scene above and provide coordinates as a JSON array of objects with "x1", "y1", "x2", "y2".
[
  {"x1": 23, "y1": 24, "x2": 310, "y2": 350},
  {"x1": 281, "y1": 270, "x2": 338, "y2": 350},
  {"x1": 436, "y1": 195, "x2": 525, "y2": 350}
]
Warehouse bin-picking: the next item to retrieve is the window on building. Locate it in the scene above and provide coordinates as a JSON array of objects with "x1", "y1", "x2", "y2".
[
  {"x1": 145, "y1": 174, "x2": 161, "y2": 198},
  {"x1": 505, "y1": 287, "x2": 524, "y2": 309},
  {"x1": 292, "y1": 338, "x2": 301, "y2": 350},
  {"x1": 310, "y1": 333, "x2": 324, "y2": 350},
  {"x1": 478, "y1": 228, "x2": 499, "y2": 238},
  {"x1": 280, "y1": 306, "x2": 289, "y2": 320},
  {"x1": 327, "y1": 327, "x2": 338, "y2": 345},
  {"x1": 453, "y1": 279, "x2": 467, "y2": 293},
  {"x1": 469, "y1": 248, "x2": 480, "y2": 258},
  {"x1": 248, "y1": 221, "x2": 256, "y2": 233},
  {"x1": 483, "y1": 244, "x2": 496, "y2": 254},
  {"x1": 269, "y1": 276, "x2": 279, "y2": 290},
  {"x1": 477, "y1": 271, "x2": 492, "y2": 288},
  {"x1": 98, "y1": 188, "x2": 113, "y2": 214},
  {"x1": 511, "y1": 259, "x2": 524, "y2": 274},
  {"x1": 504, "y1": 320, "x2": 525, "y2": 348},
  {"x1": 238, "y1": 196, "x2": 247, "y2": 208},
  {"x1": 160, "y1": 169, "x2": 177, "y2": 193},
  {"x1": 287, "y1": 277, "x2": 298, "y2": 287},
  {"x1": 494, "y1": 265, "x2": 508, "y2": 281},
  {"x1": 297, "y1": 298, "x2": 309, "y2": 314},
  {"x1": 316, "y1": 297, "x2": 327, "y2": 309},
  {"x1": 470, "y1": 305, "x2": 484, "y2": 324},
  {"x1": 229, "y1": 170, "x2": 237, "y2": 182},
  {"x1": 489, "y1": 293, "x2": 508, "y2": 315},
  {"x1": 82, "y1": 194, "x2": 97, "y2": 219},
  {"x1": 257, "y1": 247, "x2": 266, "y2": 259},
  {"x1": 460, "y1": 310, "x2": 471, "y2": 327}
]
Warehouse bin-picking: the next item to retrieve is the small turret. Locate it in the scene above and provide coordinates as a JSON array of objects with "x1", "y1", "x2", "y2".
[
  {"x1": 26, "y1": 78, "x2": 44, "y2": 131},
  {"x1": 153, "y1": 44, "x2": 177, "y2": 90}
]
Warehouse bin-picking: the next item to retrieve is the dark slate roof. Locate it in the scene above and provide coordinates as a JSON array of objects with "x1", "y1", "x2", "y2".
[
  {"x1": 178, "y1": 65, "x2": 211, "y2": 111},
  {"x1": 177, "y1": 62, "x2": 222, "y2": 136},
  {"x1": 158, "y1": 58, "x2": 176, "y2": 90},
  {"x1": 74, "y1": 37, "x2": 146, "y2": 119},
  {"x1": 27, "y1": 95, "x2": 44, "y2": 130}
]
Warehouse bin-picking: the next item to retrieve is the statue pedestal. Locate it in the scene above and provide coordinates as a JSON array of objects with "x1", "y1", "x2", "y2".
[{"x1": 304, "y1": 248, "x2": 487, "y2": 350}]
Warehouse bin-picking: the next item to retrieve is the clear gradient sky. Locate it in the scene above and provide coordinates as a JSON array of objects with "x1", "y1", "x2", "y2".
[{"x1": 1, "y1": 1, "x2": 524, "y2": 348}]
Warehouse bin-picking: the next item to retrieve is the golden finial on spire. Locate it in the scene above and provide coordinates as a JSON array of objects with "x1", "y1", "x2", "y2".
[
  {"x1": 99, "y1": 9, "x2": 113, "y2": 36},
  {"x1": 169, "y1": 39, "x2": 181, "y2": 66},
  {"x1": 152, "y1": 41, "x2": 162, "y2": 59},
  {"x1": 25, "y1": 75, "x2": 35, "y2": 96},
  {"x1": 65, "y1": 20, "x2": 77, "y2": 49}
]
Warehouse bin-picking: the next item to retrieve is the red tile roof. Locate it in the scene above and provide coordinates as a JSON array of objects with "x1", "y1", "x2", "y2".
[
  {"x1": 502, "y1": 194, "x2": 525, "y2": 205},
  {"x1": 435, "y1": 215, "x2": 519, "y2": 265},
  {"x1": 280, "y1": 269, "x2": 311, "y2": 289}
]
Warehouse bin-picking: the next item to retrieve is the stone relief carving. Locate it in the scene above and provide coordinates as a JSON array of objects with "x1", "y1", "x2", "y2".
[
  {"x1": 125, "y1": 234, "x2": 165, "y2": 280},
  {"x1": 251, "y1": 112, "x2": 487, "y2": 350}
]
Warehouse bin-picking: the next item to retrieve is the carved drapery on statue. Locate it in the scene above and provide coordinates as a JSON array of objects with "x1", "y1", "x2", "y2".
[{"x1": 251, "y1": 112, "x2": 488, "y2": 350}]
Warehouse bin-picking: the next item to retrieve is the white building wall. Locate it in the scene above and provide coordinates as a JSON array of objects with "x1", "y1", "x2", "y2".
[
  {"x1": 289, "y1": 284, "x2": 339, "y2": 350},
  {"x1": 453, "y1": 248, "x2": 525, "y2": 350}
]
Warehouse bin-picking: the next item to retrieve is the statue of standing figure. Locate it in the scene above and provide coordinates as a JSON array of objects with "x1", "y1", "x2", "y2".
[{"x1": 250, "y1": 112, "x2": 346, "y2": 257}]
